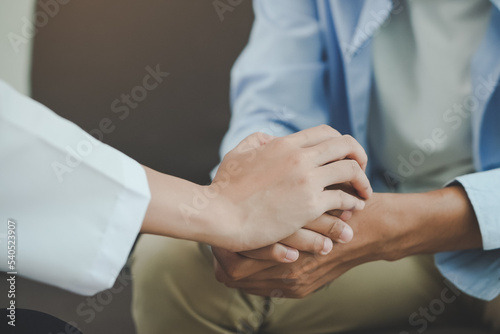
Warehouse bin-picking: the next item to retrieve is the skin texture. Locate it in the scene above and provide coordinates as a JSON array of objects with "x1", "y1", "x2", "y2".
[
  {"x1": 214, "y1": 187, "x2": 483, "y2": 298},
  {"x1": 140, "y1": 125, "x2": 372, "y2": 253}
]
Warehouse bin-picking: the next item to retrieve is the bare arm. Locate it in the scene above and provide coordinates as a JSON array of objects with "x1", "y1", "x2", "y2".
[
  {"x1": 213, "y1": 186, "x2": 482, "y2": 297},
  {"x1": 140, "y1": 126, "x2": 372, "y2": 253}
]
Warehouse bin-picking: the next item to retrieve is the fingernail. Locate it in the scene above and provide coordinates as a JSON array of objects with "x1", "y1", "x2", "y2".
[
  {"x1": 320, "y1": 238, "x2": 333, "y2": 255},
  {"x1": 338, "y1": 225, "x2": 354, "y2": 243},
  {"x1": 285, "y1": 248, "x2": 299, "y2": 262},
  {"x1": 358, "y1": 200, "x2": 366, "y2": 210}
]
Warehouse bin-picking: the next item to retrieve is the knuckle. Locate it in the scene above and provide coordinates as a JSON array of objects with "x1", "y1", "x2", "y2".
[
  {"x1": 350, "y1": 159, "x2": 360, "y2": 173},
  {"x1": 287, "y1": 270, "x2": 301, "y2": 281},
  {"x1": 319, "y1": 124, "x2": 340, "y2": 137},
  {"x1": 297, "y1": 170, "x2": 315, "y2": 190},
  {"x1": 296, "y1": 173, "x2": 310, "y2": 187},
  {"x1": 275, "y1": 136, "x2": 292, "y2": 148},
  {"x1": 343, "y1": 134, "x2": 368, "y2": 166},
  {"x1": 242, "y1": 134, "x2": 260, "y2": 149},
  {"x1": 318, "y1": 124, "x2": 333, "y2": 135},
  {"x1": 249, "y1": 132, "x2": 263, "y2": 140},
  {"x1": 349, "y1": 160, "x2": 363, "y2": 179},
  {"x1": 302, "y1": 258, "x2": 319, "y2": 272},
  {"x1": 289, "y1": 150, "x2": 308, "y2": 166},
  {"x1": 254, "y1": 131, "x2": 269, "y2": 142},
  {"x1": 341, "y1": 192, "x2": 356, "y2": 210},
  {"x1": 318, "y1": 124, "x2": 331, "y2": 131},
  {"x1": 287, "y1": 265, "x2": 309, "y2": 281},
  {"x1": 334, "y1": 190, "x2": 346, "y2": 208},
  {"x1": 339, "y1": 160, "x2": 357, "y2": 180},
  {"x1": 342, "y1": 134, "x2": 355, "y2": 150},
  {"x1": 360, "y1": 150, "x2": 368, "y2": 166},
  {"x1": 225, "y1": 264, "x2": 242, "y2": 281},
  {"x1": 222, "y1": 150, "x2": 238, "y2": 161},
  {"x1": 282, "y1": 277, "x2": 297, "y2": 286},
  {"x1": 304, "y1": 196, "x2": 320, "y2": 216},
  {"x1": 297, "y1": 273, "x2": 310, "y2": 284},
  {"x1": 336, "y1": 190, "x2": 356, "y2": 210}
]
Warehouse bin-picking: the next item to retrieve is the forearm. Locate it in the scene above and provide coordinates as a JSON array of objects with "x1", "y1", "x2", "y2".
[
  {"x1": 218, "y1": 188, "x2": 485, "y2": 298},
  {"x1": 140, "y1": 166, "x2": 231, "y2": 246},
  {"x1": 139, "y1": 127, "x2": 371, "y2": 253},
  {"x1": 387, "y1": 186, "x2": 483, "y2": 260}
]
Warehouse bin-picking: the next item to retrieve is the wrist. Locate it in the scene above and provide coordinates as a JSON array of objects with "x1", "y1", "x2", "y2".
[
  {"x1": 141, "y1": 167, "x2": 239, "y2": 248},
  {"x1": 367, "y1": 192, "x2": 415, "y2": 261},
  {"x1": 196, "y1": 184, "x2": 242, "y2": 251},
  {"x1": 382, "y1": 192, "x2": 432, "y2": 260},
  {"x1": 379, "y1": 187, "x2": 482, "y2": 261}
]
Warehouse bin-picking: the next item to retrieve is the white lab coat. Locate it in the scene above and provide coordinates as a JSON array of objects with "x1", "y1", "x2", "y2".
[{"x1": 0, "y1": 2, "x2": 151, "y2": 295}]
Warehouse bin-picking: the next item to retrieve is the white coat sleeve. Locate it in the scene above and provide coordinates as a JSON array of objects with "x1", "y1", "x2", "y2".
[{"x1": 0, "y1": 80, "x2": 151, "y2": 295}]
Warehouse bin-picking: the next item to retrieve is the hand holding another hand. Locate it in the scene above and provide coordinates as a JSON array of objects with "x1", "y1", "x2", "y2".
[
  {"x1": 213, "y1": 194, "x2": 395, "y2": 298},
  {"x1": 210, "y1": 125, "x2": 372, "y2": 252}
]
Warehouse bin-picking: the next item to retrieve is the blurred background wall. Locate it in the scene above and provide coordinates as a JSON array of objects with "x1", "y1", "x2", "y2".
[
  {"x1": 32, "y1": 0, "x2": 254, "y2": 185},
  {"x1": 0, "y1": 0, "x2": 254, "y2": 333}
]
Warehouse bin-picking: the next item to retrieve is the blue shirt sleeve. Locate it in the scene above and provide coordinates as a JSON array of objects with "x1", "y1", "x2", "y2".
[
  {"x1": 435, "y1": 168, "x2": 500, "y2": 301},
  {"x1": 219, "y1": 0, "x2": 330, "y2": 157}
]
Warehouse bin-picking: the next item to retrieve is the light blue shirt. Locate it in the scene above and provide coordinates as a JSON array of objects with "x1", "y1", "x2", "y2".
[{"x1": 219, "y1": 0, "x2": 500, "y2": 301}]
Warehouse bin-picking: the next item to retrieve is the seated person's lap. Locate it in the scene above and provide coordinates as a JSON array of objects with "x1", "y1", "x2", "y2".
[{"x1": 131, "y1": 235, "x2": 489, "y2": 334}]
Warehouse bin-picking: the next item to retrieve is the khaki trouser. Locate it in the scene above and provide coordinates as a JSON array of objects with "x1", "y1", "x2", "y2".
[{"x1": 131, "y1": 235, "x2": 498, "y2": 334}]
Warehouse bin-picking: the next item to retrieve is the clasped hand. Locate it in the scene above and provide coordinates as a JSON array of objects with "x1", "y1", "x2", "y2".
[{"x1": 210, "y1": 125, "x2": 376, "y2": 297}]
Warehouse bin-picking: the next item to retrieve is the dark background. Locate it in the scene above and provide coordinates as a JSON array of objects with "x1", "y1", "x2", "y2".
[
  {"x1": 1, "y1": 1, "x2": 498, "y2": 333},
  {"x1": 0, "y1": 0, "x2": 254, "y2": 333},
  {"x1": 31, "y1": 0, "x2": 254, "y2": 186}
]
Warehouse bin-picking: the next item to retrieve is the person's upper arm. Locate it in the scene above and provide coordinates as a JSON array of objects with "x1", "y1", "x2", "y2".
[
  {"x1": 435, "y1": 168, "x2": 500, "y2": 301},
  {"x1": 220, "y1": 0, "x2": 330, "y2": 157},
  {"x1": 0, "y1": 80, "x2": 151, "y2": 295}
]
